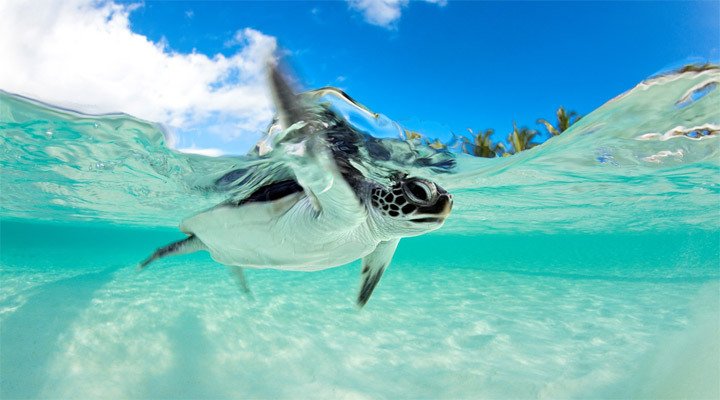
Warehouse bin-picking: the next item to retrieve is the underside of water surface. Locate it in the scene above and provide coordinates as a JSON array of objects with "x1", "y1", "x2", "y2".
[{"x1": 1, "y1": 67, "x2": 719, "y2": 398}]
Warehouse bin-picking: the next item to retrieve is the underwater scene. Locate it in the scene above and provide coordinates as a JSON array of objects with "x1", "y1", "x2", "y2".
[{"x1": 1, "y1": 66, "x2": 719, "y2": 399}]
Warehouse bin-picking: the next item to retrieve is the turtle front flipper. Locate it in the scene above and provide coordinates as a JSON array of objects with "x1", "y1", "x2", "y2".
[
  {"x1": 139, "y1": 235, "x2": 207, "y2": 269},
  {"x1": 357, "y1": 238, "x2": 400, "y2": 308},
  {"x1": 267, "y1": 63, "x2": 366, "y2": 229}
]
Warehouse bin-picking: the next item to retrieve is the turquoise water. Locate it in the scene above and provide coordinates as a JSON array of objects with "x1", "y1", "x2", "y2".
[{"x1": 1, "y1": 68, "x2": 719, "y2": 398}]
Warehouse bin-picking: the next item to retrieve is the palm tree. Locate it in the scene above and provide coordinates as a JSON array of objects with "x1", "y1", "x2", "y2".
[
  {"x1": 425, "y1": 138, "x2": 448, "y2": 150},
  {"x1": 507, "y1": 122, "x2": 539, "y2": 154},
  {"x1": 462, "y1": 128, "x2": 504, "y2": 158},
  {"x1": 404, "y1": 129, "x2": 423, "y2": 140},
  {"x1": 537, "y1": 106, "x2": 581, "y2": 136}
]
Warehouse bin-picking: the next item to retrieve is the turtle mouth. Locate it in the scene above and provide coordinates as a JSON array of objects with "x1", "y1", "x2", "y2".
[
  {"x1": 410, "y1": 193, "x2": 452, "y2": 224},
  {"x1": 415, "y1": 193, "x2": 453, "y2": 215},
  {"x1": 410, "y1": 217, "x2": 444, "y2": 224}
]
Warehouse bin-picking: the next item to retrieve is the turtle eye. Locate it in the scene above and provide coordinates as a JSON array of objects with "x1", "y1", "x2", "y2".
[{"x1": 402, "y1": 179, "x2": 437, "y2": 206}]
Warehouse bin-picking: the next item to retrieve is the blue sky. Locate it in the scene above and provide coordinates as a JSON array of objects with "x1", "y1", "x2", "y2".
[{"x1": 1, "y1": 0, "x2": 718, "y2": 154}]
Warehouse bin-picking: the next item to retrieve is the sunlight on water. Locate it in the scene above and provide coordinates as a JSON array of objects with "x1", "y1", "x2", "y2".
[{"x1": 1, "y1": 67, "x2": 719, "y2": 399}]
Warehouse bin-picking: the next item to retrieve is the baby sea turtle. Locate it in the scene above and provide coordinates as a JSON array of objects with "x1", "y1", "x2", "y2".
[{"x1": 140, "y1": 65, "x2": 453, "y2": 307}]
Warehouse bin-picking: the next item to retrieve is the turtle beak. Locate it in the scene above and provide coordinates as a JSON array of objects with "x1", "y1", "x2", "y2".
[
  {"x1": 419, "y1": 192, "x2": 452, "y2": 215},
  {"x1": 411, "y1": 193, "x2": 453, "y2": 223},
  {"x1": 435, "y1": 193, "x2": 453, "y2": 218},
  {"x1": 443, "y1": 193, "x2": 453, "y2": 216}
]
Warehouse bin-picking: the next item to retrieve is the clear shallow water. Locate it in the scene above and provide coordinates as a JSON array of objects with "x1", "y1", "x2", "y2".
[{"x1": 1, "y1": 68, "x2": 719, "y2": 398}]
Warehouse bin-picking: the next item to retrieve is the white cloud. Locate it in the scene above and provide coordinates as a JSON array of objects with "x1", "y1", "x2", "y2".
[
  {"x1": 0, "y1": 0, "x2": 277, "y2": 152},
  {"x1": 176, "y1": 146, "x2": 225, "y2": 157},
  {"x1": 347, "y1": 0, "x2": 446, "y2": 29}
]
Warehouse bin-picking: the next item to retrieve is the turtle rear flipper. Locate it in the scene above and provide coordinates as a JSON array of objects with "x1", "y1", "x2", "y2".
[
  {"x1": 228, "y1": 266, "x2": 255, "y2": 300},
  {"x1": 139, "y1": 235, "x2": 206, "y2": 269}
]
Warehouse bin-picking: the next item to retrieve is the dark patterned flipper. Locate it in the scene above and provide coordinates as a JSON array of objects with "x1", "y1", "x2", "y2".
[
  {"x1": 139, "y1": 235, "x2": 206, "y2": 269},
  {"x1": 357, "y1": 239, "x2": 400, "y2": 308}
]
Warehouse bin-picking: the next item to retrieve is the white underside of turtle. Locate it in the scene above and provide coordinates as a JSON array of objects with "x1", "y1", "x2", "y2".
[{"x1": 181, "y1": 193, "x2": 377, "y2": 272}]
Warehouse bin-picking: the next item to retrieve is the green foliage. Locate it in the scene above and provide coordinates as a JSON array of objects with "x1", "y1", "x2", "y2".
[
  {"x1": 398, "y1": 63, "x2": 717, "y2": 158},
  {"x1": 404, "y1": 129, "x2": 424, "y2": 140},
  {"x1": 676, "y1": 63, "x2": 719, "y2": 73},
  {"x1": 461, "y1": 128, "x2": 504, "y2": 158},
  {"x1": 426, "y1": 138, "x2": 448, "y2": 150},
  {"x1": 537, "y1": 106, "x2": 581, "y2": 136},
  {"x1": 507, "y1": 122, "x2": 540, "y2": 154},
  {"x1": 401, "y1": 105, "x2": 585, "y2": 157}
]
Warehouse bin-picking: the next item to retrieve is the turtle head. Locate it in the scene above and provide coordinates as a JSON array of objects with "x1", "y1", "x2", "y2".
[{"x1": 367, "y1": 176, "x2": 453, "y2": 238}]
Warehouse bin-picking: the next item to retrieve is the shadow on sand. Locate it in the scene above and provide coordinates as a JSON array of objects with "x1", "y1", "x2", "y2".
[{"x1": 0, "y1": 266, "x2": 120, "y2": 399}]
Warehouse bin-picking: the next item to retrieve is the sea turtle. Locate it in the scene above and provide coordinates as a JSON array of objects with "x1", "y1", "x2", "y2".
[{"x1": 140, "y1": 65, "x2": 453, "y2": 307}]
